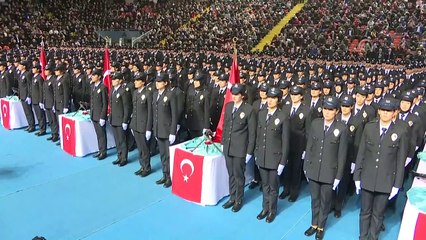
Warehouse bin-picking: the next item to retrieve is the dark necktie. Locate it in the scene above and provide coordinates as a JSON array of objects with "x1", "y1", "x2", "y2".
[
  {"x1": 260, "y1": 103, "x2": 265, "y2": 109},
  {"x1": 342, "y1": 119, "x2": 347, "y2": 125},
  {"x1": 400, "y1": 113, "x2": 406, "y2": 120},
  {"x1": 311, "y1": 101, "x2": 315, "y2": 109},
  {"x1": 266, "y1": 113, "x2": 272, "y2": 123},
  {"x1": 232, "y1": 107, "x2": 237, "y2": 118},
  {"x1": 380, "y1": 127, "x2": 387, "y2": 141},
  {"x1": 355, "y1": 108, "x2": 360, "y2": 115},
  {"x1": 291, "y1": 107, "x2": 296, "y2": 117}
]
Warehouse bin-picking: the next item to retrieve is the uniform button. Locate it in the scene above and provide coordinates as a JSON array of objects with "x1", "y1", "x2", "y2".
[
  {"x1": 376, "y1": 166, "x2": 378, "y2": 168},
  {"x1": 376, "y1": 159, "x2": 379, "y2": 162},
  {"x1": 377, "y1": 152, "x2": 380, "y2": 154},
  {"x1": 319, "y1": 160, "x2": 321, "y2": 162},
  {"x1": 319, "y1": 152, "x2": 322, "y2": 155}
]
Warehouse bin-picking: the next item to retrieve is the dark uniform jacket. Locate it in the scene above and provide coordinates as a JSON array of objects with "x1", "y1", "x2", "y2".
[
  {"x1": 152, "y1": 89, "x2": 178, "y2": 138},
  {"x1": 30, "y1": 74, "x2": 44, "y2": 104},
  {"x1": 304, "y1": 119, "x2": 348, "y2": 184},
  {"x1": 109, "y1": 86, "x2": 131, "y2": 126},
  {"x1": 53, "y1": 74, "x2": 71, "y2": 111},
  {"x1": 90, "y1": 82, "x2": 108, "y2": 122},
  {"x1": 42, "y1": 75, "x2": 55, "y2": 109},
  {"x1": 0, "y1": 70, "x2": 13, "y2": 97},
  {"x1": 283, "y1": 103, "x2": 311, "y2": 155},
  {"x1": 354, "y1": 121, "x2": 408, "y2": 193},
  {"x1": 18, "y1": 71, "x2": 32, "y2": 100},
  {"x1": 130, "y1": 87, "x2": 152, "y2": 133},
  {"x1": 184, "y1": 88, "x2": 210, "y2": 131}
]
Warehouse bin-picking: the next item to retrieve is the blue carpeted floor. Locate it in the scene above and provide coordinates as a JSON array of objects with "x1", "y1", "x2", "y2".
[{"x1": 0, "y1": 126, "x2": 404, "y2": 240}]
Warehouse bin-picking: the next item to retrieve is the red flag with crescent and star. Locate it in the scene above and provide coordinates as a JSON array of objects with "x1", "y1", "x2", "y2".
[
  {"x1": 172, "y1": 148, "x2": 204, "y2": 203},
  {"x1": 212, "y1": 54, "x2": 240, "y2": 142},
  {"x1": 61, "y1": 116, "x2": 76, "y2": 156},
  {"x1": 1, "y1": 99, "x2": 10, "y2": 129},
  {"x1": 40, "y1": 47, "x2": 47, "y2": 80}
]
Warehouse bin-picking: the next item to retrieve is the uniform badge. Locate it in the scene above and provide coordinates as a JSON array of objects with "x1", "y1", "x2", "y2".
[
  {"x1": 362, "y1": 111, "x2": 367, "y2": 119},
  {"x1": 78, "y1": 78, "x2": 82, "y2": 83},
  {"x1": 274, "y1": 118, "x2": 280, "y2": 125},
  {"x1": 148, "y1": 87, "x2": 152, "y2": 91},
  {"x1": 48, "y1": 82, "x2": 51, "y2": 86},
  {"x1": 200, "y1": 95, "x2": 204, "y2": 100},
  {"x1": 141, "y1": 94, "x2": 146, "y2": 100},
  {"x1": 299, "y1": 113, "x2": 304, "y2": 119},
  {"x1": 163, "y1": 96, "x2": 168, "y2": 102},
  {"x1": 58, "y1": 82, "x2": 61, "y2": 86},
  {"x1": 116, "y1": 93, "x2": 120, "y2": 98},
  {"x1": 349, "y1": 125, "x2": 355, "y2": 132},
  {"x1": 286, "y1": 101, "x2": 290, "y2": 105},
  {"x1": 22, "y1": 76, "x2": 25, "y2": 79},
  {"x1": 34, "y1": 79, "x2": 37, "y2": 83},
  {"x1": 240, "y1": 112, "x2": 245, "y2": 119},
  {"x1": 126, "y1": 87, "x2": 129, "y2": 92},
  {"x1": 391, "y1": 133, "x2": 398, "y2": 142},
  {"x1": 333, "y1": 129, "x2": 340, "y2": 137},
  {"x1": 414, "y1": 112, "x2": 419, "y2": 116},
  {"x1": 408, "y1": 121, "x2": 413, "y2": 127},
  {"x1": 318, "y1": 107, "x2": 322, "y2": 113},
  {"x1": 97, "y1": 89, "x2": 101, "y2": 94}
]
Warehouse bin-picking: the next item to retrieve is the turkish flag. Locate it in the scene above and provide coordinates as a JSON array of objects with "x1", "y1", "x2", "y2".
[
  {"x1": 40, "y1": 47, "x2": 47, "y2": 80},
  {"x1": 1, "y1": 99, "x2": 10, "y2": 129},
  {"x1": 213, "y1": 55, "x2": 239, "y2": 142},
  {"x1": 414, "y1": 213, "x2": 426, "y2": 240},
  {"x1": 61, "y1": 116, "x2": 76, "y2": 156},
  {"x1": 172, "y1": 148, "x2": 204, "y2": 203}
]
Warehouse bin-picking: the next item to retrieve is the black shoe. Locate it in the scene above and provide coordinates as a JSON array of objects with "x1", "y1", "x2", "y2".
[
  {"x1": 232, "y1": 202, "x2": 242, "y2": 212},
  {"x1": 163, "y1": 178, "x2": 172, "y2": 188},
  {"x1": 248, "y1": 181, "x2": 259, "y2": 189},
  {"x1": 140, "y1": 169, "x2": 151, "y2": 177},
  {"x1": 334, "y1": 210, "x2": 341, "y2": 218},
  {"x1": 134, "y1": 168, "x2": 143, "y2": 175},
  {"x1": 35, "y1": 131, "x2": 46, "y2": 136},
  {"x1": 27, "y1": 127, "x2": 35, "y2": 133},
  {"x1": 93, "y1": 152, "x2": 100, "y2": 158},
  {"x1": 56, "y1": 142, "x2": 61, "y2": 146},
  {"x1": 381, "y1": 223, "x2": 385, "y2": 232},
  {"x1": 256, "y1": 210, "x2": 268, "y2": 220},
  {"x1": 315, "y1": 229, "x2": 324, "y2": 240},
  {"x1": 118, "y1": 161, "x2": 128, "y2": 167},
  {"x1": 97, "y1": 153, "x2": 107, "y2": 160},
  {"x1": 304, "y1": 226, "x2": 317, "y2": 236},
  {"x1": 156, "y1": 177, "x2": 167, "y2": 185},
  {"x1": 222, "y1": 200, "x2": 235, "y2": 209},
  {"x1": 51, "y1": 136, "x2": 59, "y2": 142},
  {"x1": 24, "y1": 127, "x2": 30, "y2": 131},
  {"x1": 266, "y1": 212, "x2": 276, "y2": 223},
  {"x1": 112, "y1": 159, "x2": 120, "y2": 165},
  {"x1": 47, "y1": 136, "x2": 53, "y2": 141},
  {"x1": 288, "y1": 196, "x2": 298, "y2": 202},
  {"x1": 279, "y1": 191, "x2": 289, "y2": 199}
]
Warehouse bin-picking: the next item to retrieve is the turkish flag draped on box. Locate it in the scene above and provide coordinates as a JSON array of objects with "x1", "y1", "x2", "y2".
[
  {"x1": 40, "y1": 47, "x2": 47, "y2": 80},
  {"x1": 61, "y1": 117, "x2": 76, "y2": 156},
  {"x1": 414, "y1": 213, "x2": 426, "y2": 240},
  {"x1": 213, "y1": 54, "x2": 240, "y2": 142},
  {"x1": 1, "y1": 99, "x2": 10, "y2": 129},
  {"x1": 172, "y1": 148, "x2": 204, "y2": 203}
]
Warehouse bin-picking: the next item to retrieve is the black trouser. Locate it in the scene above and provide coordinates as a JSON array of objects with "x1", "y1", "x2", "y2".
[
  {"x1": 93, "y1": 121, "x2": 107, "y2": 154},
  {"x1": 309, "y1": 179, "x2": 333, "y2": 229},
  {"x1": 359, "y1": 189, "x2": 389, "y2": 240},
  {"x1": 254, "y1": 164, "x2": 261, "y2": 183},
  {"x1": 32, "y1": 104, "x2": 46, "y2": 132},
  {"x1": 21, "y1": 100, "x2": 35, "y2": 127},
  {"x1": 334, "y1": 159, "x2": 354, "y2": 212},
  {"x1": 188, "y1": 129, "x2": 202, "y2": 140},
  {"x1": 225, "y1": 155, "x2": 246, "y2": 203},
  {"x1": 126, "y1": 128, "x2": 135, "y2": 151},
  {"x1": 112, "y1": 125, "x2": 127, "y2": 162},
  {"x1": 259, "y1": 167, "x2": 279, "y2": 214},
  {"x1": 45, "y1": 108, "x2": 56, "y2": 133},
  {"x1": 133, "y1": 130, "x2": 151, "y2": 171},
  {"x1": 157, "y1": 137, "x2": 170, "y2": 178},
  {"x1": 52, "y1": 109, "x2": 61, "y2": 137},
  {"x1": 283, "y1": 150, "x2": 303, "y2": 198}
]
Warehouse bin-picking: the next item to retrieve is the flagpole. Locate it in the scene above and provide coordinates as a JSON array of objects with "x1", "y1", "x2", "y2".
[{"x1": 232, "y1": 37, "x2": 238, "y2": 59}]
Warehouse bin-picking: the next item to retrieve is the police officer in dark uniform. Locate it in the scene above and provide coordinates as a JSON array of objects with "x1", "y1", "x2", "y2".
[
  {"x1": 152, "y1": 72, "x2": 178, "y2": 188},
  {"x1": 221, "y1": 83, "x2": 256, "y2": 212},
  {"x1": 90, "y1": 69, "x2": 108, "y2": 160},
  {"x1": 303, "y1": 96, "x2": 348, "y2": 240},
  {"x1": 305, "y1": 82, "x2": 324, "y2": 121},
  {"x1": 209, "y1": 73, "x2": 228, "y2": 132},
  {"x1": 280, "y1": 86, "x2": 311, "y2": 202},
  {"x1": 184, "y1": 72, "x2": 210, "y2": 139},
  {"x1": 43, "y1": 64, "x2": 58, "y2": 141},
  {"x1": 0, "y1": 61, "x2": 13, "y2": 97},
  {"x1": 354, "y1": 98, "x2": 408, "y2": 240},
  {"x1": 18, "y1": 61, "x2": 35, "y2": 132},
  {"x1": 255, "y1": 87, "x2": 290, "y2": 223},
  {"x1": 109, "y1": 73, "x2": 131, "y2": 166},
  {"x1": 31, "y1": 63, "x2": 46, "y2": 136},
  {"x1": 71, "y1": 64, "x2": 88, "y2": 111},
  {"x1": 131, "y1": 73, "x2": 153, "y2": 177}
]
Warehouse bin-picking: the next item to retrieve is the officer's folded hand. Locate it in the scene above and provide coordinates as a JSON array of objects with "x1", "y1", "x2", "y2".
[
  {"x1": 99, "y1": 119, "x2": 105, "y2": 127},
  {"x1": 25, "y1": 97, "x2": 32, "y2": 105},
  {"x1": 351, "y1": 163, "x2": 356, "y2": 174},
  {"x1": 122, "y1": 123, "x2": 128, "y2": 130},
  {"x1": 39, "y1": 103, "x2": 45, "y2": 110},
  {"x1": 277, "y1": 164, "x2": 285, "y2": 175},
  {"x1": 405, "y1": 157, "x2": 412, "y2": 167},
  {"x1": 169, "y1": 134, "x2": 176, "y2": 144},
  {"x1": 63, "y1": 108, "x2": 69, "y2": 114},
  {"x1": 332, "y1": 179, "x2": 340, "y2": 191},
  {"x1": 145, "y1": 131, "x2": 152, "y2": 141},
  {"x1": 388, "y1": 187, "x2": 399, "y2": 200},
  {"x1": 245, "y1": 154, "x2": 252, "y2": 164},
  {"x1": 301, "y1": 151, "x2": 306, "y2": 160},
  {"x1": 355, "y1": 181, "x2": 361, "y2": 195}
]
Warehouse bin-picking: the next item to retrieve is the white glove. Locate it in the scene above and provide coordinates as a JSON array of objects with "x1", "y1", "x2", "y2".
[
  {"x1": 177, "y1": 124, "x2": 181, "y2": 132},
  {"x1": 63, "y1": 108, "x2": 69, "y2": 114},
  {"x1": 416, "y1": 146, "x2": 419, "y2": 151},
  {"x1": 145, "y1": 131, "x2": 152, "y2": 141},
  {"x1": 351, "y1": 163, "x2": 356, "y2": 174},
  {"x1": 301, "y1": 151, "x2": 306, "y2": 160},
  {"x1": 405, "y1": 157, "x2": 412, "y2": 167},
  {"x1": 304, "y1": 171, "x2": 309, "y2": 182},
  {"x1": 332, "y1": 179, "x2": 340, "y2": 191},
  {"x1": 355, "y1": 181, "x2": 361, "y2": 195},
  {"x1": 277, "y1": 164, "x2": 285, "y2": 175},
  {"x1": 245, "y1": 154, "x2": 252, "y2": 164},
  {"x1": 25, "y1": 97, "x2": 32, "y2": 104},
  {"x1": 221, "y1": 144, "x2": 223, "y2": 151},
  {"x1": 52, "y1": 108, "x2": 55, "y2": 113},
  {"x1": 169, "y1": 134, "x2": 176, "y2": 144},
  {"x1": 99, "y1": 119, "x2": 105, "y2": 127},
  {"x1": 388, "y1": 187, "x2": 399, "y2": 200},
  {"x1": 202, "y1": 128, "x2": 208, "y2": 135},
  {"x1": 39, "y1": 103, "x2": 45, "y2": 110},
  {"x1": 122, "y1": 123, "x2": 128, "y2": 130}
]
